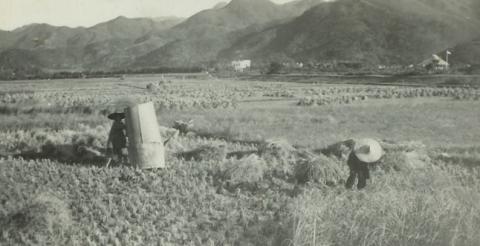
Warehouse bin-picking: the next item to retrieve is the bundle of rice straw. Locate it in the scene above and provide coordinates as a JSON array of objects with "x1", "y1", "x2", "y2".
[
  {"x1": 223, "y1": 154, "x2": 267, "y2": 187},
  {"x1": 320, "y1": 139, "x2": 355, "y2": 161},
  {"x1": 380, "y1": 141, "x2": 431, "y2": 172},
  {"x1": 177, "y1": 144, "x2": 227, "y2": 162},
  {"x1": 173, "y1": 120, "x2": 194, "y2": 134},
  {"x1": 295, "y1": 150, "x2": 346, "y2": 186},
  {"x1": 1, "y1": 193, "x2": 73, "y2": 243},
  {"x1": 258, "y1": 138, "x2": 297, "y2": 177}
]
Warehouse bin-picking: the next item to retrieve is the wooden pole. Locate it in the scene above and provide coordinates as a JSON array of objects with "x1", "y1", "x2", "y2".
[{"x1": 446, "y1": 51, "x2": 450, "y2": 70}]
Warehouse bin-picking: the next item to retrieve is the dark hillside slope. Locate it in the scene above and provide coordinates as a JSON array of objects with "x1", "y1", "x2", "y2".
[
  {"x1": 133, "y1": 0, "x2": 305, "y2": 67},
  {"x1": 221, "y1": 0, "x2": 480, "y2": 65},
  {"x1": 1, "y1": 0, "x2": 479, "y2": 71},
  {"x1": 448, "y1": 37, "x2": 480, "y2": 66},
  {"x1": 0, "y1": 17, "x2": 182, "y2": 71}
]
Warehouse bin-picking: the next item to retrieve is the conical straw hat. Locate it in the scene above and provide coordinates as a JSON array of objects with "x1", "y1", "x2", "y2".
[
  {"x1": 108, "y1": 112, "x2": 126, "y2": 120},
  {"x1": 353, "y1": 138, "x2": 383, "y2": 163}
]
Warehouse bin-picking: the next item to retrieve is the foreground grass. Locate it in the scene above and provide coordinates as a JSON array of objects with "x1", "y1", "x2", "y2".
[
  {"x1": 1, "y1": 144, "x2": 479, "y2": 245},
  {"x1": 0, "y1": 157, "x2": 293, "y2": 245},
  {"x1": 1, "y1": 78, "x2": 480, "y2": 245},
  {"x1": 290, "y1": 168, "x2": 480, "y2": 246}
]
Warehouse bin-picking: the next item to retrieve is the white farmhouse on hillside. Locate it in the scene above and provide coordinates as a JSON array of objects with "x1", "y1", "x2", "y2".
[
  {"x1": 419, "y1": 54, "x2": 449, "y2": 71},
  {"x1": 231, "y1": 60, "x2": 251, "y2": 72}
]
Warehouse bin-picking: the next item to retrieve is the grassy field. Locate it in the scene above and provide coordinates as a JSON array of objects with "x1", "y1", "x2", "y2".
[
  {"x1": 160, "y1": 98, "x2": 480, "y2": 147},
  {"x1": 1, "y1": 76, "x2": 480, "y2": 245}
]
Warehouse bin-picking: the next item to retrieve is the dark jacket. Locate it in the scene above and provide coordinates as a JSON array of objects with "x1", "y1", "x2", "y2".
[
  {"x1": 346, "y1": 152, "x2": 371, "y2": 189},
  {"x1": 108, "y1": 121, "x2": 127, "y2": 150},
  {"x1": 347, "y1": 153, "x2": 370, "y2": 179}
]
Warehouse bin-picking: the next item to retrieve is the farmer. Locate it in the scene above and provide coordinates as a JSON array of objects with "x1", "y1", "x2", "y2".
[
  {"x1": 345, "y1": 138, "x2": 383, "y2": 190},
  {"x1": 106, "y1": 112, "x2": 128, "y2": 164}
]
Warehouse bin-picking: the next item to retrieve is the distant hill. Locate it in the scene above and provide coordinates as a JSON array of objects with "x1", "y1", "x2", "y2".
[
  {"x1": 0, "y1": 30, "x2": 17, "y2": 49},
  {"x1": 2, "y1": 16, "x2": 181, "y2": 50},
  {"x1": 0, "y1": 48, "x2": 45, "y2": 69},
  {"x1": 213, "y1": 2, "x2": 229, "y2": 9},
  {"x1": 448, "y1": 37, "x2": 480, "y2": 66},
  {"x1": 0, "y1": 16, "x2": 183, "y2": 71},
  {"x1": 283, "y1": 0, "x2": 327, "y2": 15},
  {"x1": 0, "y1": 49, "x2": 48, "y2": 79},
  {"x1": 4, "y1": 24, "x2": 81, "y2": 50},
  {"x1": 133, "y1": 0, "x2": 309, "y2": 67},
  {"x1": 1, "y1": 0, "x2": 480, "y2": 74},
  {"x1": 220, "y1": 0, "x2": 480, "y2": 65}
]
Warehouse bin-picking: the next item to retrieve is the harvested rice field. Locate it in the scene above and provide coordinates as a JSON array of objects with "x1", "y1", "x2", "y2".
[{"x1": 1, "y1": 76, "x2": 480, "y2": 245}]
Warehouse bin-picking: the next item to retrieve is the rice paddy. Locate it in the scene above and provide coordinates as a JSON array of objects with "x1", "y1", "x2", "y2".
[{"x1": 1, "y1": 75, "x2": 479, "y2": 245}]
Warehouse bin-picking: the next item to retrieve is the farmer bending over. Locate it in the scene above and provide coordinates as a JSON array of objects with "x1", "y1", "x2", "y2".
[
  {"x1": 345, "y1": 138, "x2": 383, "y2": 190},
  {"x1": 106, "y1": 112, "x2": 128, "y2": 164}
]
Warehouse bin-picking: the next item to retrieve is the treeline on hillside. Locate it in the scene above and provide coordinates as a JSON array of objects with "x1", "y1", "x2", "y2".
[
  {"x1": 0, "y1": 66, "x2": 203, "y2": 81},
  {"x1": 2, "y1": 62, "x2": 480, "y2": 81},
  {"x1": 260, "y1": 61, "x2": 480, "y2": 76}
]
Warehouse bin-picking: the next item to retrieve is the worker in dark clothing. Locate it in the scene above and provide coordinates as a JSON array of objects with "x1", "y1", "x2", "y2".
[
  {"x1": 106, "y1": 112, "x2": 128, "y2": 164},
  {"x1": 345, "y1": 152, "x2": 371, "y2": 189},
  {"x1": 345, "y1": 138, "x2": 383, "y2": 190}
]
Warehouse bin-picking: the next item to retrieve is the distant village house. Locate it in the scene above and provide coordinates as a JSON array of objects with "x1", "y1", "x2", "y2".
[
  {"x1": 419, "y1": 54, "x2": 449, "y2": 71},
  {"x1": 282, "y1": 61, "x2": 304, "y2": 69},
  {"x1": 231, "y1": 60, "x2": 251, "y2": 72}
]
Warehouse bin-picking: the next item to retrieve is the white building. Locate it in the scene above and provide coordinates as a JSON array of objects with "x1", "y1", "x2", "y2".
[
  {"x1": 231, "y1": 60, "x2": 251, "y2": 72},
  {"x1": 419, "y1": 54, "x2": 449, "y2": 71}
]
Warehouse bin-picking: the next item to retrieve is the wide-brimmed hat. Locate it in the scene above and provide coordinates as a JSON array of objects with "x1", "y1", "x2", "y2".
[
  {"x1": 353, "y1": 138, "x2": 383, "y2": 163},
  {"x1": 107, "y1": 112, "x2": 126, "y2": 120}
]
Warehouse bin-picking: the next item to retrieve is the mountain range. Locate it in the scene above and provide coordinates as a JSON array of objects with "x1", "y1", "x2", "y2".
[{"x1": 1, "y1": 0, "x2": 479, "y2": 74}]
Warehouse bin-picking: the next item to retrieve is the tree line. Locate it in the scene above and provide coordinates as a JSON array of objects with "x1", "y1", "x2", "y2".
[{"x1": 0, "y1": 66, "x2": 203, "y2": 81}]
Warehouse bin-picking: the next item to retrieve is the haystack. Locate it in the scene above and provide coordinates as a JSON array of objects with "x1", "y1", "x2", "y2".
[
  {"x1": 41, "y1": 140, "x2": 104, "y2": 164},
  {"x1": 146, "y1": 82, "x2": 160, "y2": 92},
  {"x1": 41, "y1": 142, "x2": 77, "y2": 162},
  {"x1": 294, "y1": 150, "x2": 346, "y2": 186},
  {"x1": 404, "y1": 151, "x2": 430, "y2": 169},
  {"x1": 159, "y1": 125, "x2": 180, "y2": 145},
  {"x1": 258, "y1": 138, "x2": 297, "y2": 177},
  {"x1": 223, "y1": 154, "x2": 267, "y2": 187},
  {"x1": 173, "y1": 120, "x2": 194, "y2": 134},
  {"x1": 0, "y1": 193, "x2": 72, "y2": 243},
  {"x1": 177, "y1": 144, "x2": 227, "y2": 162},
  {"x1": 321, "y1": 139, "x2": 355, "y2": 161},
  {"x1": 259, "y1": 138, "x2": 296, "y2": 159},
  {"x1": 380, "y1": 141, "x2": 431, "y2": 172}
]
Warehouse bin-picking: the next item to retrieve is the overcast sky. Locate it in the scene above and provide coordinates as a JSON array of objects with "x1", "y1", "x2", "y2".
[{"x1": 0, "y1": 0, "x2": 295, "y2": 30}]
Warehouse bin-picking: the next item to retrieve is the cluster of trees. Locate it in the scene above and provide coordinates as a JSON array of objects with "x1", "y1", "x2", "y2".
[
  {"x1": 262, "y1": 61, "x2": 480, "y2": 75},
  {"x1": 2, "y1": 62, "x2": 478, "y2": 81},
  {"x1": 0, "y1": 66, "x2": 203, "y2": 81}
]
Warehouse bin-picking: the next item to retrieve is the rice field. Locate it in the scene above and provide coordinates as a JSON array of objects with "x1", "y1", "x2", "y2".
[{"x1": 1, "y1": 75, "x2": 480, "y2": 245}]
